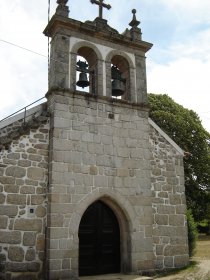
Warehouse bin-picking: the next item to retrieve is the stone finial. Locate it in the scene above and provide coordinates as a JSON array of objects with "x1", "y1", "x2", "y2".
[
  {"x1": 129, "y1": 9, "x2": 142, "y2": 41},
  {"x1": 129, "y1": 9, "x2": 140, "y2": 28},
  {"x1": 56, "y1": 0, "x2": 69, "y2": 17}
]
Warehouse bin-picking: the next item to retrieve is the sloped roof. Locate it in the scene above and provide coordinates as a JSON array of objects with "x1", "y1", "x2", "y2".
[{"x1": 148, "y1": 118, "x2": 184, "y2": 156}]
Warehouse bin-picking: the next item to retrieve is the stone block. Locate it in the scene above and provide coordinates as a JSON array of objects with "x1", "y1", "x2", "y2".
[
  {"x1": 156, "y1": 245, "x2": 164, "y2": 255},
  {"x1": 25, "y1": 179, "x2": 38, "y2": 186},
  {"x1": 48, "y1": 249, "x2": 76, "y2": 259},
  {"x1": 157, "y1": 205, "x2": 175, "y2": 215},
  {"x1": 117, "y1": 169, "x2": 129, "y2": 177},
  {"x1": 23, "y1": 232, "x2": 36, "y2": 246},
  {"x1": 62, "y1": 258, "x2": 71, "y2": 269},
  {"x1": 0, "y1": 216, "x2": 8, "y2": 229},
  {"x1": 0, "y1": 176, "x2": 15, "y2": 184},
  {"x1": 36, "y1": 234, "x2": 45, "y2": 251},
  {"x1": 34, "y1": 143, "x2": 48, "y2": 150},
  {"x1": 96, "y1": 155, "x2": 113, "y2": 167},
  {"x1": 25, "y1": 248, "x2": 36, "y2": 261},
  {"x1": 169, "y1": 215, "x2": 185, "y2": 226},
  {"x1": 31, "y1": 195, "x2": 45, "y2": 205},
  {"x1": 50, "y1": 203, "x2": 74, "y2": 214},
  {"x1": 49, "y1": 227, "x2": 69, "y2": 239},
  {"x1": 130, "y1": 148, "x2": 144, "y2": 159},
  {"x1": 14, "y1": 219, "x2": 42, "y2": 232},
  {"x1": 27, "y1": 167, "x2": 45, "y2": 180},
  {"x1": 167, "y1": 177, "x2": 179, "y2": 185},
  {"x1": 94, "y1": 175, "x2": 108, "y2": 188},
  {"x1": 170, "y1": 236, "x2": 187, "y2": 245},
  {"x1": 153, "y1": 225, "x2": 174, "y2": 237},
  {"x1": 137, "y1": 259, "x2": 155, "y2": 270},
  {"x1": 0, "y1": 231, "x2": 21, "y2": 244},
  {"x1": 6, "y1": 262, "x2": 27, "y2": 272},
  {"x1": 0, "y1": 205, "x2": 18, "y2": 217},
  {"x1": 49, "y1": 193, "x2": 71, "y2": 203},
  {"x1": 3, "y1": 159, "x2": 17, "y2": 165},
  {"x1": 49, "y1": 259, "x2": 62, "y2": 270},
  {"x1": 27, "y1": 262, "x2": 40, "y2": 272},
  {"x1": 64, "y1": 151, "x2": 82, "y2": 164},
  {"x1": 89, "y1": 165, "x2": 98, "y2": 175},
  {"x1": 155, "y1": 214, "x2": 168, "y2": 225},
  {"x1": 176, "y1": 205, "x2": 186, "y2": 214},
  {"x1": 8, "y1": 246, "x2": 24, "y2": 261},
  {"x1": 35, "y1": 205, "x2": 46, "y2": 218},
  {"x1": 5, "y1": 166, "x2": 26, "y2": 178},
  {"x1": 49, "y1": 239, "x2": 59, "y2": 249},
  {"x1": 7, "y1": 194, "x2": 26, "y2": 205},
  {"x1": 158, "y1": 192, "x2": 168, "y2": 198},
  {"x1": 169, "y1": 194, "x2": 182, "y2": 205},
  {"x1": 20, "y1": 186, "x2": 35, "y2": 194},
  {"x1": 88, "y1": 143, "x2": 103, "y2": 155},
  {"x1": 48, "y1": 214, "x2": 64, "y2": 227},
  {"x1": 18, "y1": 160, "x2": 31, "y2": 167},
  {"x1": 4, "y1": 185, "x2": 19, "y2": 193},
  {"x1": 164, "y1": 245, "x2": 188, "y2": 256},
  {"x1": 28, "y1": 154, "x2": 42, "y2": 162},
  {"x1": 0, "y1": 168, "x2": 4, "y2": 176},
  {"x1": 164, "y1": 256, "x2": 173, "y2": 267},
  {"x1": 174, "y1": 255, "x2": 189, "y2": 267},
  {"x1": 7, "y1": 153, "x2": 20, "y2": 160},
  {"x1": 0, "y1": 193, "x2": 5, "y2": 204}
]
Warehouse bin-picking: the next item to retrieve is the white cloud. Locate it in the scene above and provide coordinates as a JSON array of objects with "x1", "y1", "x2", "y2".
[
  {"x1": 0, "y1": 0, "x2": 48, "y2": 119},
  {"x1": 147, "y1": 57, "x2": 210, "y2": 132},
  {"x1": 159, "y1": 0, "x2": 210, "y2": 24},
  {"x1": 146, "y1": 0, "x2": 210, "y2": 133}
]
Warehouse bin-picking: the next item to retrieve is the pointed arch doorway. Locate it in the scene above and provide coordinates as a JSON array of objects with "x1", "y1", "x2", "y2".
[{"x1": 79, "y1": 200, "x2": 121, "y2": 276}]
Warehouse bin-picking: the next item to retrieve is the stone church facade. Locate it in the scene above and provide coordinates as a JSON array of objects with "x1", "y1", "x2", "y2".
[{"x1": 0, "y1": 1, "x2": 189, "y2": 279}]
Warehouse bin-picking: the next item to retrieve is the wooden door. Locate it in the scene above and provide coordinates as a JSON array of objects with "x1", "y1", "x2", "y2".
[{"x1": 79, "y1": 201, "x2": 120, "y2": 276}]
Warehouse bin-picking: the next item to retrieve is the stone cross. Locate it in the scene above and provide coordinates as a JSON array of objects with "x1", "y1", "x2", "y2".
[{"x1": 90, "y1": 0, "x2": 111, "y2": 19}]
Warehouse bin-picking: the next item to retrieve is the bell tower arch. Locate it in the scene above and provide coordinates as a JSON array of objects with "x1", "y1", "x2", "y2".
[{"x1": 44, "y1": 0, "x2": 152, "y2": 102}]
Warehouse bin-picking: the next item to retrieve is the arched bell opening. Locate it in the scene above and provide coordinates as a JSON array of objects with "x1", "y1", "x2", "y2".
[
  {"x1": 76, "y1": 47, "x2": 98, "y2": 94},
  {"x1": 111, "y1": 55, "x2": 130, "y2": 100}
]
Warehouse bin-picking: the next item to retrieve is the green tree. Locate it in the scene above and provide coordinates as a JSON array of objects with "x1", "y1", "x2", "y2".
[
  {"x1": 148, "y1": 93, "x2": 210, "y2": 222},
  {"x1": 187, "y1": 210, "x2": 198, "y2": 256}
]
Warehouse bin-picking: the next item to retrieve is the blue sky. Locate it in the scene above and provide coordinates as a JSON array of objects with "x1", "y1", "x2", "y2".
[{"x1": 0, "y1": 0, "x2": 210, "y2": 132}]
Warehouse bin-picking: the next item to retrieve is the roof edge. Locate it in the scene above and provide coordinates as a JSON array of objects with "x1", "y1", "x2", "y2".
[
  {"x1": 148, "y1": 118, "x2": 184, "y2": 156},
  {"x1": 0, "y1": 102, "x2": 47, "y2": 130}
]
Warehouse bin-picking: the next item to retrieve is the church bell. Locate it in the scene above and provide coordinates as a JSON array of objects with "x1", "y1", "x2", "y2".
[
  {"x1": 112, "y1": 79, "x2": 125, "y2": 97},
  {"x1": 111, "y1": 65, "x2": 125, "y2": 97},
  {"x1": 76, "y1": 60, "x2": 90, "y2": 89},
  {"x1": 76, "y1": 72, "x2": 90, "y2": 88}
]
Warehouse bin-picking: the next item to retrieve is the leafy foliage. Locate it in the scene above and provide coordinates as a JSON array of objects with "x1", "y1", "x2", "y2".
[
  {"x1": 148, "y1": 93, "x2": 210, "y2": 222},
  {"x1": 187, "y1": 210, "x2": 198, "y2": 257}
]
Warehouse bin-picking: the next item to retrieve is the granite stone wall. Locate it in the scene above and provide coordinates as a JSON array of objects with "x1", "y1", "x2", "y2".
[
  {"x1": 0, "y1": 92, "x2": 189, "y2": 279},
  {"x1": 149, "y1": 123, "x2": 189, "y2": 270},
  {"x1": 0, "y1": 122, "x2": 49, "y2": 280},
  {"x1": 46, "y1": 90, "x2": 154, "y2": 279}
]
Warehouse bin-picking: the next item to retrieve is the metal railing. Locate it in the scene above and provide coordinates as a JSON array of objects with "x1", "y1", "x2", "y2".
[{"x1": 0, "y1": 96, "x2": 46, "y2": 125}]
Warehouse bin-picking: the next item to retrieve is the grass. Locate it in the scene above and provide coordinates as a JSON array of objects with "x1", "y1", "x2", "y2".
[
  {"x1": 194, "y1": 234, "x2": 210, "y2": 259},
  {"x1": 154, "y1": 261, "x2": 197, "y2": 278}
]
